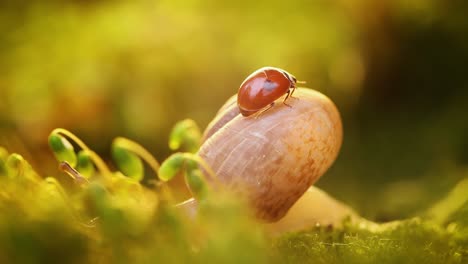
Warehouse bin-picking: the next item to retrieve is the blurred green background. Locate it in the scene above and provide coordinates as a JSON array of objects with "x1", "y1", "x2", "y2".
[{"x1": 1, "y1": 0, "x2": 467, "y2": 221}]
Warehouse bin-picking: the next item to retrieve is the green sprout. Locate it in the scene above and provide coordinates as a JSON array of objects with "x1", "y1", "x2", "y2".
[
  {"x1": 111, "y1": 143, "x2": 144, "y2": 181},
  {"x1": 184, "y1": 169, "x2": 208, "y2": 201},
  {"x1": 48, "y1": 128, "x2": 112, "y2": 181},
  {"x1": 1, "y1": 152, "x2": 41, "y2": 185},
  {"x1": 158, "y1": 153, "x2": 185, "y2": 182},
  {"x1": 109, "y1": 137, "x2": 180, "y2": 203},
  {"x1": 159, "y1": 152, "x2": 216, "y2": 201},
  {"x1": 6, "y1": 153, "x2": 26, "y2": 178},
  {"x1": 76, "y1": 150, "x2": 96, "y2": 179},
  {"x1": 48, "y1": 133, "x2": 77, "y2": 167},
  {"x1": 47, "y1": 129, "x2": 173, "y2": 201},
  {"x1": 111, "y1": 137, "x2": 160, "y2": 182},
  {"x1": 0, "y1": 120, "x2": 467, "y2": 263},
  {"x1": 169, "y1": 119, "x2": 202, "y2": 153},
  {"x1": 0, "y1": 146, "x2": 8, "y2": 176},
  {"x1": 46, "y1": 121, "x2": 217, "y2": 204}
]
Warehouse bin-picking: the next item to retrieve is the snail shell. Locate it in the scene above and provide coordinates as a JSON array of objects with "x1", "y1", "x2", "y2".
[{"x1": 199, "y1": 88, "x2": 343, "y2": 222}]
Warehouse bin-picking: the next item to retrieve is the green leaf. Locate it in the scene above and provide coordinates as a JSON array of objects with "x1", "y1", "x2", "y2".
[
  {"x1": 111, "y1": 144, "x2": 144, "y2": 181},
  {"x1": 169, "y1": 119, "x2": 201, "y2": 153},
  {"x1": 0, "y1": 147, "x2": 8, "y2": 176},
  {"x1": 76, "y1": 151, "x2": 95, "y2": 179},
  {"x1": 48, "y1": 133, "x2": 77, "y2": 167},
  {"x1": 6, "y1": 153, "x2": 25, "y2": 178},
  {"x1": 158, "y1": 153, "x2": 185, "y2": 182},
  {"x1": 184, "y1": 169, "x2": 208, "y2": 200}
]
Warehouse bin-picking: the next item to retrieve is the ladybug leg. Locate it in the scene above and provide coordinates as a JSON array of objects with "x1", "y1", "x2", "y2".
[
  {"x1": 282, "y1": 89, "x2": 293, "y2": 108},
  {"x1": 290, "y1": 85, "x2": 297, "y2": 98},
  {"x1": 255, "y1": 102, "x2": 275, "y2": 118}
]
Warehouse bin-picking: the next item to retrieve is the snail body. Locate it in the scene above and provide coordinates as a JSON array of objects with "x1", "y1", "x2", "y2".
[{"x1": 199, "y1": 88, "x2": 343, "y2": 222}]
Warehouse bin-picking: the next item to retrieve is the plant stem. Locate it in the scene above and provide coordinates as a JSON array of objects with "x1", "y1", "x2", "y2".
[
  {"x1": 113, "y1": 137, "x2": 160, "y2": 174},
  {"x1": 183, "y1": 153, "x2": 218, "y2": 184},
  {"x1": 52, "y1": 128, "x2": 112, "y2": 178},
  {"x1": 113, "y1": 137, "x2": 175, "y2": 202}
]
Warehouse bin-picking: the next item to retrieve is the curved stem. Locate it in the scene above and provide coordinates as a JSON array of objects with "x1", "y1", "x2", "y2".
[
  {"x1": 80, "y1": 149, "x2": 112, "y2": 177},
  {"x1": 52, "y1": 128, "x2": 112, "y2": 177},
  {"x1": 14, "y1": 157, "x2": 25, "y2": 179},
  {"x1": 113, "y1": 137, "x2": 175, "y2": 202},
  {"x1": 113, "y1": 137, "x2": 160, "y2": 175},
  {"x1": 182, "y1": 153, "x2": 218, "y2": 184},
  {"x1": 52, "y1": 128, "x2": 91, "y2": 151}
]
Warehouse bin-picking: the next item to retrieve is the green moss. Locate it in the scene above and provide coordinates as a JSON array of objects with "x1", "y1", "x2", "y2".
[
  {"x1": 0, "y1": 152, "x2": 267, "y2": 263},
  {"x1": 273, "y1": 217, "x2": 467, "y2": 264},
  {"x1": 0, "y1": 146, "x2": 467, "y2": 263},
  {"x1": 447, "y1": 200, "x2": 468, "y2": 246}
]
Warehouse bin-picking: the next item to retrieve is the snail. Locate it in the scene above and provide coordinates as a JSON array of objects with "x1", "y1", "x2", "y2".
[
  {"x1": 198, "y1": 87, "x2": 351, "y2": 225},
  {"x1": 47, "y1": 72, "x2": 359, "y2": 234},
  {"x1": 43, "y1": 63, "x2": 468, "y2": 238}
]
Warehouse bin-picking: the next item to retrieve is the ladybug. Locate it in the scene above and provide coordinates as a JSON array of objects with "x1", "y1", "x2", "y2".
[{"x1": 237, "y1": 67, "x2": 298, "y2": 117}]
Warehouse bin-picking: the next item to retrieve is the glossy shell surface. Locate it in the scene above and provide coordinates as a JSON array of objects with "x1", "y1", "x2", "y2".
[
  {"x1": 237, "y1": 67, "x2": 295, "y2": 116},
  {"x1": 200, "y1": 88, "x2": 342, "y2": 221}
]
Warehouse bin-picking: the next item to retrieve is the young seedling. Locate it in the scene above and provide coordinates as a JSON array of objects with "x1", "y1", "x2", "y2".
[
  {"x1": 159, "y1": 152, "x2": 216, "y2": 201},
  {"x1": 110, "y1": 136, "x2": 175, "y2": 202},
  {"x1": 48, "y1": 132, "x2": 78, "y2": 168},
  {"x1": 111, "y1": 137, "x2": 157, "y2": 182},
  {"x1": 47, "y1": 120, "x2": 217, "y2": 214},
  {"x1": 49, "y1": 128, "x2": 112, "y2": 181},
  {"x1": 169, "y1": 119, "x2": 202, "y2": 153},
  {"x1": 76, "y1": 150, "x2": 96, "y2": 179},
  {"x1": 5, "y1": 153, "x2": 25, "y2": 178},
  {"x1": 166, "y1": 119, "x2": 220, "y2": 200},
  {"x1": 0, "y1": 147, "x2": 9, "y2": 176},
  {"x1": 4, "y1": 153, "x2": 40, "y2": 183}
]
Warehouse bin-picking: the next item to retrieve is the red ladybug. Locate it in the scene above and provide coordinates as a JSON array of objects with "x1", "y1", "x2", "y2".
[{"x1": 237, "y1": 67, "x2": 297, "y2": 117}]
